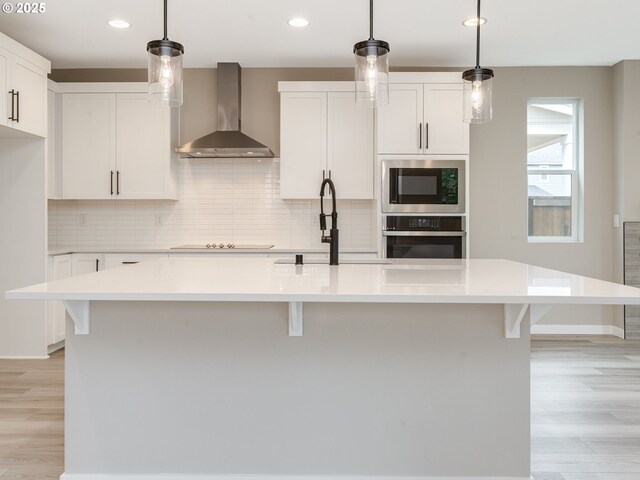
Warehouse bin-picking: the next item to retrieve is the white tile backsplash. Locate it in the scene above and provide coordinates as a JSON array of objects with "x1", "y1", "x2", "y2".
[{"x1": 48, "y1": 158, "x2": 377, "y2": 250}]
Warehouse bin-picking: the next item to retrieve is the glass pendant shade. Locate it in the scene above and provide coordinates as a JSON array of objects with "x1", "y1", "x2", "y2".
[
  {"x1": 463, "y1": 68, "x2": 493, "y2": 123},
  {"x1": 147, "y1": 40, "x2": 183, "y2": 107},
  {"x1": 354, "y1": 40, "x2": 390, "y2": 107}
]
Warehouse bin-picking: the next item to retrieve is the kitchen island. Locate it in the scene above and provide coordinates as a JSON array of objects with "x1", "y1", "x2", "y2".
[{"x1": 7, "y1": 257, "x2": 640, "y2": 480}]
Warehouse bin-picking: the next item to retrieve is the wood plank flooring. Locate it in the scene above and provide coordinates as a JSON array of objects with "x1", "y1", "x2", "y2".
[
  {"x1": 1, "y1": 338, "x2": 639, "y2": 480},
  {"x1": 532, "y1": 335, "x2": 640, "y2": 480},
  {"x1": 0, "y1": 349, "x2": 63, "y2": 480}
]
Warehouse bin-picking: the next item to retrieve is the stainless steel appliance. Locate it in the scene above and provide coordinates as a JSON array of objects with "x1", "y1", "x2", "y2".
[
  {"x1": 176, "y1": 63, "x2": 274, "y2": 158},
  {"x1": 383, "y1": 216, "x2": 466, "y2": 259},
  {"x1": 382, "y1": 158, "x2": 466, "y2": 213}
]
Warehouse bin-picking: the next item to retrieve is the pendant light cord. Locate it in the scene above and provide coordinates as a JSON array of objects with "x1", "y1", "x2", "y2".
[
  {"x1": 163, "y1": 0, "x2": 168, "y2": 40},
  {"x1": 369, "y1": 0, "x2": 374, "y2": 40},
  {"x1": 475, "y1": 0, "x2": 481, "y2": 68}
]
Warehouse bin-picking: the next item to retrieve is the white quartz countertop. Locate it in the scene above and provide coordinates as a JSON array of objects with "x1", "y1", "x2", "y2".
[{"x1": 7, "y1": 257, "x2": 640, "y2": 305}]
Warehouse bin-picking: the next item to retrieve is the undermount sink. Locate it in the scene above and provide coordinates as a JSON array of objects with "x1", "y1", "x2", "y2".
[{"x1": 274, "y1": 258, "x2": 391, "y2": 265}]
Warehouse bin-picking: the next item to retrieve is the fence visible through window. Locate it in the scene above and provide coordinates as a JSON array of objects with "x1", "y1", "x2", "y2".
[{"x1": 527, "y1": 99, "x2": 581, "y2": 242}]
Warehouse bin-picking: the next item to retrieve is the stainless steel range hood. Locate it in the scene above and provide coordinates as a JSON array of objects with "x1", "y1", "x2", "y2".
[{"x1": 177, "y1": 63, "x2": 274, "y2": 158}]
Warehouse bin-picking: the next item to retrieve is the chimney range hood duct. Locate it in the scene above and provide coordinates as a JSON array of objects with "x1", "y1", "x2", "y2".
[{"x1": 177, "y1": 63, "x2": 274, "y2": 158}]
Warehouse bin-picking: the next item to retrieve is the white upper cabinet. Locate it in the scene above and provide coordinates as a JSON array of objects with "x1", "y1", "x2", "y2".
[
  {"x1": 11, "y1": 55, "x2": 48, "y2": 137},
  {"x1": 0, "y1": 33, "x2": 50, "y2": 137},
  {"x1": 62, "y1": 93, "x2": 117, "y2": 199},
  {"x1": 423, "y1": 83, "x2": 468, "y2": 153},
  {"x1": 377, "y1": 84, "x2": 424, "y2": 154},
  {"x1": 0, "y1": 47, "x2": 9, "y2": 129},
  {"x1": 377, "y1": 74, "x2": 469, "y2": 155},
  {"x1": 116, "y1": 93, "x2": 175, "y2": 199},
  {"x1": 327, "y1": 91, "x2": 374, "y2": 199},
  {"x1": 57, "y1": 84, "x2": 177, "y2": 200},
  {"x1": 279, "y1": 91, "x2": 327, "y2": 199},
  {"x1": 279, "y1": 83, "x2": 374, "y2": 200}
]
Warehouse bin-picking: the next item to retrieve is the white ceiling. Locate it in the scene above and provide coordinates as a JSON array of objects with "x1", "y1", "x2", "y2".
[{"x1": 1, "y1": 0, "x2": 639, "y2": 69}]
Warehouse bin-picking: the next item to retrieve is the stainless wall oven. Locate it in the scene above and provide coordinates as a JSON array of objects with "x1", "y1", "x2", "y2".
[
  {"x1": 384, "y1": 216, "x2": 466, "y2": 259},
  {"x1": 382, "y1": 158, "x2": 466, "y2": 213}
]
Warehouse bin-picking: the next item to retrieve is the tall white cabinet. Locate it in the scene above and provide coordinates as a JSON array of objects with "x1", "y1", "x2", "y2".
[
  {"x1": 53, "y1": 83, "x2": 178, "y2": 200},
  {"x1": 278, "y1": 82, "x2": 374, "y2": 199},
  {"x1": 378, "y1": 74, "x2": 469, "y2": 155},
  {"x1": 0, "y1": 33, "x2": 50, "y2": 358}
]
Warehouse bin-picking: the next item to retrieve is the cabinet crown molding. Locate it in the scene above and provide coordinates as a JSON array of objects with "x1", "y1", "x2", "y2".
[
  {"x1": 52, "y1": 82, "x2": 148, "y2": 94},
  {"x1": 389, "y1": 72, "x2": 464, "y2": 84},
  {"x1": 0, "y1": 31, "x2": 50, "y2": 73}
]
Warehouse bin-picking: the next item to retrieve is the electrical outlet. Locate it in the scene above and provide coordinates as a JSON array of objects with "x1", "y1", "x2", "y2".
[{"x1": 614, "y1": 214, "x2": 620, "y2": 228}]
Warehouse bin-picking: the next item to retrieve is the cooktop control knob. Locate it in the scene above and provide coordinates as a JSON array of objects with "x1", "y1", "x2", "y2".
[
  {"x1": 206, "y1": 243, "x2": 212, "y2": 248},
  {"x1": 227, "y1": 244, "x2": 235, "y2": 248},
  {"x1": 218, "y1": 243, "x2": 225, "y2": 249}
]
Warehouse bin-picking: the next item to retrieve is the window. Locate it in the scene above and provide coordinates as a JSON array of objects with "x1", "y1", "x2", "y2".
[{"x1": 527, "y1": 99, "x2": 583, "y2": 242}]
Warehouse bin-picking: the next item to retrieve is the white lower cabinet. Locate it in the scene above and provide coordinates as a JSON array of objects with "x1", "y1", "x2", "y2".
[
  {"x1": 72, "y1": 253, "x2": 104, "y2": 275},
  {"x1": 103, "y1": 253, "x2": 167, "y2": 269}
]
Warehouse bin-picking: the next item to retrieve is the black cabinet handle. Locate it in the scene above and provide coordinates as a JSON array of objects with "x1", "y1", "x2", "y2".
[
  {"x1": 425, "y1": 122, "x2": 429, "y2": 149},
  {"x1": 322, "y1": 169, "x2": 325, "y2": 179},
  {"x1": 15, "y1": 90, "x2": 19, "y2": 123},
  {"x1": 419, "y1": 123, "x2": 422, "y2": 149},
  {"x1": 328, "y1": 169, "x2": 332, "y2": 179},
  {"x1": 110, "y1": 171, "x2": 114, "y2": 195},
  {"x1": 95, "y1": 259, "x2": 99, "y2": 272},
  {"x1": 7, "y1": 89, "x2": 15, "y2": 121},
  {"x1": 116, "y1": 171, "x2": 120, "y2": 195},
  {"x1": 122, "y1": 261, "x2": 138, "y2": 265}
]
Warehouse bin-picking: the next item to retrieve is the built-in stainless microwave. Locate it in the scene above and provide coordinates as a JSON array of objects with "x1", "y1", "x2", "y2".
[{"x1": 382, "y1": 157, "x2": 466, "y2": 213}]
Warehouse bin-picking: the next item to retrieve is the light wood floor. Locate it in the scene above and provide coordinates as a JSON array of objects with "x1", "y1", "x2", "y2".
[
  {"x1": 0, "y1": 349, "x2": 63, "y2": 480},
  {"x1": 1, "y1": 338, "x2": 639, "y2": 480},
  {"x1": 532, "y1": 335, "x2": 640, "y2": 480}
]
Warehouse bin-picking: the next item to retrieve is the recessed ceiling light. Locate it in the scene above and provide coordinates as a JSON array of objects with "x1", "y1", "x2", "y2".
[
  {"x1": 288, "y1": 18, "x2": 309, "y2": 27},
  {"x1": 108, "y1": 19, "x2": 131, "y2": 29},
  {"x1": 462, "y1": 17, "x2": 487, "y2": 27}
]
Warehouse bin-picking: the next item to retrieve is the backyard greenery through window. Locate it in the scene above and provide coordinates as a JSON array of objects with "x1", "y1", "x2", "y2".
[{"x1": 527, "y1": 99, "x2": 583, "y2": 242}]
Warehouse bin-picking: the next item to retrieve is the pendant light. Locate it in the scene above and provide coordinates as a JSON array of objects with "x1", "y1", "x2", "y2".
[
  {"x1": 353, "y1": 0, "x2": 390, "y2": 107},
  {"x1": 462, "y1": 0, "x2": 494, "y2": 123},
  {"x1": 147, "y1": 0, "x2": 184, "y2": 107}
]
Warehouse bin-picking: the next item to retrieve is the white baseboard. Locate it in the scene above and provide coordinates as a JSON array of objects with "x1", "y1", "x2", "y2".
[
  {"x1": 60, "y1": 475, "x2": 533, "y2": 480},
  {"x1": 48, "y1": 339, "x2": 65, "y2": 354},
  {"x1": 0, "y1": 355, "x2": 49, "y2": 360},
  {"x1": 531, "y1": 324, "x2": 625, "y2": 339}
]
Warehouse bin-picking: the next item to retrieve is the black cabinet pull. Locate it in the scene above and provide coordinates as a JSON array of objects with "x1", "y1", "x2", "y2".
[
  {"x1": 7, "y1": 89, "x2": 15, "y2": 121},
  {"x1": 122, "y1": 261, "x2": 138, "y2": 265},
  {"x1": 322, "y1": 169, "x2": 325, "y2": 179},
  {"x1": 328, "y1": 169, "x2": 332, "y2": 179},
  {"x1": 425, "y1": 122, "x2": 429, "y2": 149},
  {"x1": 116, "y1": 171, "x2": 120, "y2": 195},
  {"x1": 15, "y1": 90, "x2": 19, "y2": 123},
  {"x1": 95, "y1": 259, "x2": 99, "y2": 272},
  {"x1": 419, "y1": 123, "x2": 422, "y2": 149},
  {"x1": 110, "y1": 171, "x2": 114, "y2": 195}
]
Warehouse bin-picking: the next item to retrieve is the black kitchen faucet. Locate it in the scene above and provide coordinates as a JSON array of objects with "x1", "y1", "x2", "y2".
[{"x1": 319, "y1": 178, "x2": 339, "y2": 266}]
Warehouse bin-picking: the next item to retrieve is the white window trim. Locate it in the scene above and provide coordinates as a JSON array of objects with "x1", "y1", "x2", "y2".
[{"x1": 527, "y1": 98, "x2": 583, "y2": 243}]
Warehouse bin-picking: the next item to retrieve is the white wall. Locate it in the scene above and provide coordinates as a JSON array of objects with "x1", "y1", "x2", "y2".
[
  {"x1": 0, "y1": 138, "x2": 48, "y2": 358},
  {"x1": 470, "y1": 67, "x2": 615, "y2": 328},
  {"x1": 48, "y1": 158, "x2": 376, "y2": 250}
]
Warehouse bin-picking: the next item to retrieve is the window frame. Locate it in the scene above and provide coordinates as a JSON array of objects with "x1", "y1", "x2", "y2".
[{"x1": 527, "y1": 97, "x2": 583, "y2": 243}]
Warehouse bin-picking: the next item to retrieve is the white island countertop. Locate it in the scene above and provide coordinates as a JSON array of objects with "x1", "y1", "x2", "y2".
[{"x1": 7, "y1": 257, "x2": 640, "y2": 305}]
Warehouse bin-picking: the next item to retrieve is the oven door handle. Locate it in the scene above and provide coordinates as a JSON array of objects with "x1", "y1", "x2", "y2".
[{"x1": 383, "y1": 231, "x2": 467, "y2": 237}]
